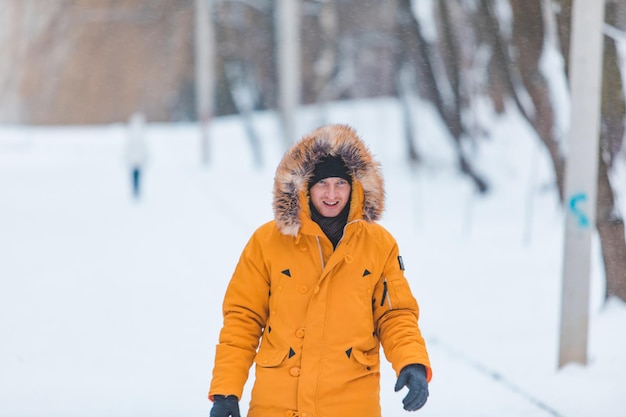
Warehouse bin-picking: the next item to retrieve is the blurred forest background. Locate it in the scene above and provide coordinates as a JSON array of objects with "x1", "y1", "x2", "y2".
[{"x1": 1, "y1": 0, "x2": 625, "y2": 302}]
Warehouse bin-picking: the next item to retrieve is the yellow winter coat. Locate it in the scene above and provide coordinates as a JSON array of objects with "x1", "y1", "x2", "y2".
[{"x1": 209, "y1": 125, "x2": 431, "y2": 417}]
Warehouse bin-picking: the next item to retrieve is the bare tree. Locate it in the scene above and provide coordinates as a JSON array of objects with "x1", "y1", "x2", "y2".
[
  {"x1": 477, "y1": 0, "x2": 566, "y2": 200},
  {"x1": 393, "y1": 0, "x2": 423, "y2": 164},
  {"x1": 595, "y1": 1, "x2": 626, "y2": 301},
  {"x1": 307, "y1": 0, "x2": 339, "y2": 103},
  {"x1": 497, "y1": 0, "x2": 626, "y2": 302},
  {"x1": 395, "y1": 0, "x2": 488, "y2": 193}
]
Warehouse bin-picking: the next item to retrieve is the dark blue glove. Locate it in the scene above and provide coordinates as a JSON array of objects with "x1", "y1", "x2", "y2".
[
  {"x1": 394, "y1": 364, "x2": 429, "y2": 411},
  {"x1": 210, "y1": 395, "x2": 240, "y2": 417}
]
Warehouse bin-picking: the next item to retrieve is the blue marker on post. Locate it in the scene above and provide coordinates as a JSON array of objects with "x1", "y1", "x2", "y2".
[{"x1": 568, "y1": 192, "x2": 589, "y2": 228}]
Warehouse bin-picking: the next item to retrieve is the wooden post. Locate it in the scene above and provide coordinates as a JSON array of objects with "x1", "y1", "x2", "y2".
[
  {"x1": 276, "y1": 0, "x2": 300, "y2": 149},
  {"x1": 558, "y1": 0, "x2": 605, "y2": 368},
  {"x1": 195, "y1": 0, "x2": 215, "y2": 165}
]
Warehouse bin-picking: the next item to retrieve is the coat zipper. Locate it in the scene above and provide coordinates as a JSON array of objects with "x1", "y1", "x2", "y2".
[
  {"x1": 337, "y1": 219, "x2": 360, "y2": 247},
  {"x1": 380, "y1": 279, "x2": 392, "y2": 309},
  {"x1": 315, "y1": 236, "x2": 325, "y2": 270}
]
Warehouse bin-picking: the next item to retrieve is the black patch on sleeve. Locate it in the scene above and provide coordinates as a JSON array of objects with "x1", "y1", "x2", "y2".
[
  {"x1": 281, "y1": 269, "x2": 291, "y2": 277},
  {"x1": 398, "y1": 256, "x2": 405, "y2": 271},
  {"x1": 363, "y1": 269, "x2": 371, "y2": 277},
  {"x1": 289, "y1": 347, "x2": 296, "y2": 358},
  {"x1": 345, "y1": 347, "x2": 353, "y2": 358}
]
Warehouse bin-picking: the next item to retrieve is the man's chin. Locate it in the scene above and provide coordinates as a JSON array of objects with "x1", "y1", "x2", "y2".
[{"x1": 320, "y1": 209, "x2": 341, "y2": 217}]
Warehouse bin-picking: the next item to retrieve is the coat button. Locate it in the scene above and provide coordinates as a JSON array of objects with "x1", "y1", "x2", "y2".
[
  {"x1": 289, "y1": 367, "x2": 301, "y2": 376},
  {"x1": 313, "y1": 286, "x2": 320, "y2": 294},
  {"x1": 345, "y1": 254, "x2": 353, "y2": 263},
  {"x1": 298, "y1": 285, "x2": 308, "y2": 294},
  {"x1": 295, "y1": 328, "x2": 305, "y2": 338},
  {"x1": 299, "y1": 245, "x2": 308, "y2": 251}
]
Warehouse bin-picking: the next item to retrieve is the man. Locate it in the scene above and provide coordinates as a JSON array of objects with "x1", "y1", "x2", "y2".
[{"x1": 209, "y1": 124, "x2": 431, "y2": 417}]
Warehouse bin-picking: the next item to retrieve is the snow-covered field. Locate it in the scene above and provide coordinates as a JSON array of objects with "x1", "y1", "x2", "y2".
[{"x1": 1, "y1": 99, "x2": 624, "y2": 416}]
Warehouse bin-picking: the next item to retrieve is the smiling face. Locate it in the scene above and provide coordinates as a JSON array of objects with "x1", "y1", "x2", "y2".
[{"x1": 309, "y1": 177, "x2": 351, "y2": 217}]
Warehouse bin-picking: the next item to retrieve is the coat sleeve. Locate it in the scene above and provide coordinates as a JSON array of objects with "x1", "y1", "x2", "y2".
[
  {"x1": 209, "y1": 230, "x2": 271, "y2": 400},
  {"x1": 373, "y1": 240, "x2": 432, "y2": 382}
]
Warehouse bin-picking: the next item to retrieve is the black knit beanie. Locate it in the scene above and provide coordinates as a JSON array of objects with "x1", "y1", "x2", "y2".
[{"x1": 308, "y1": 155, "x2": 351, "y2": 189}]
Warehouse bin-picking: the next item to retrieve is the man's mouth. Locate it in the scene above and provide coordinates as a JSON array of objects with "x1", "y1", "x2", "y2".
[{"x1": 324, "y1": 201, "x2": 339, "y2": 207}]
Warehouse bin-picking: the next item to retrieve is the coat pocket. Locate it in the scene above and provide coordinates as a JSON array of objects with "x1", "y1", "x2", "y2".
[
  {"x1": 352, "y1": 350, "x2": 380, "y2": 372},
  {"x1": 385, "y1": 273, "x2": 418, "y2": 310},
  {"x1": 254, "y1": 348, "x2": 290, "y2": 368},
  {"x1": 250, "y1": 347, "x2": 295, "y2": 410}
]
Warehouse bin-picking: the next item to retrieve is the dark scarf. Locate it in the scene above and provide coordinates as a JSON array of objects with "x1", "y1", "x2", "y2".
[{"x1": 309, "y1": 200, "x2": 350, "y2": 249}]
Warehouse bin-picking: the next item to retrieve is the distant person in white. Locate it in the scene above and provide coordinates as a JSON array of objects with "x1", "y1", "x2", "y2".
[{"x1": 126, "y1": 112, "x2": 148, "y2": 199}]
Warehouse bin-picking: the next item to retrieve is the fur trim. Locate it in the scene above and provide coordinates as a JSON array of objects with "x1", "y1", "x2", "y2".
[{"x1": 273, "y1": 124, "x2": 384, "y2": 236}]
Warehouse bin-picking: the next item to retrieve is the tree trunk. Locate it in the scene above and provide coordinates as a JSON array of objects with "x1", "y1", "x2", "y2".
[
  {"x1": 437, "y1": 1, "x2": 463, "y2": 122},
  {"x1": 597, "y1": 1, "x2": 626, "y2": 301},
  {"x1": 554, "y1": 0, "x2": 572, "y2": 79},
  {"x1": 311, "y1": 0, "x2": 339, "y2": 103},
  {"x1": 396, "y1": 0, "x2": 488, "y2": 193},
  {"x1": 597, "y1": 154, "x2": 626, "y2": 300},
  {"x1": 509, "y1": 0, "x2": 565, "y2": 200},
  {"x1": 478, "y1": 0, "x2": 565, "y2": 199},
  {"x1": 393, "y1": 0, "x2": 421, "y2": 164}
]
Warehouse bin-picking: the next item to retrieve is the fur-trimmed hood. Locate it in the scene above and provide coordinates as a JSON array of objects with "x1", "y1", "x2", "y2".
[{"x1": 273, "y1": 124, "x2": 385, "y2": 236}]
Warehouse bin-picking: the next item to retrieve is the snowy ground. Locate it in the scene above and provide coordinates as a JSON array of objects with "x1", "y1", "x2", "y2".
[{"x1": 1, "y1": 99, "x2": 625, "y2": 417}]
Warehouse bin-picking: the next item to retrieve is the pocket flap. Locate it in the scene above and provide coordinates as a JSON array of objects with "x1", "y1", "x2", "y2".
[
  {"x1": 254, "y1": 348, "x2": 289, "y2": 368},
  {"x1": 352, "y1": 350, "x2": 379, "y2": 367}
]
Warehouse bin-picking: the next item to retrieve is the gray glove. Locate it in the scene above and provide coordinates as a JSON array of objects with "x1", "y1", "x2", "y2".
[
  {"x1": 210, "y1": 395, "x2": 240, "y2": 417},
  {"x1": 394, "y1": 364, "x2": 429, "y2": 411}
]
